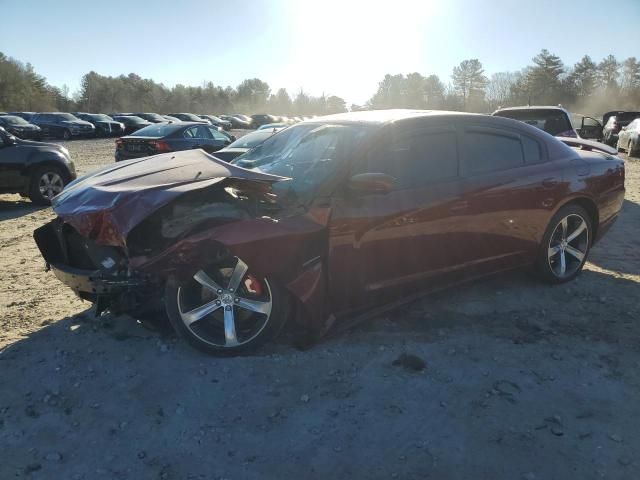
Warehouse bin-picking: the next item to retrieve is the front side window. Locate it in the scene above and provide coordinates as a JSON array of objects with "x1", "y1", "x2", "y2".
[
  {"x1": 357, "y1": 128, "x2": 458, "y2": 189},
  {"x1": 462, "y1": 129, "x2": 524, "y2": 175},
  {"x1": 495, "y1": 109, "x2": 572, "y2": 136}
]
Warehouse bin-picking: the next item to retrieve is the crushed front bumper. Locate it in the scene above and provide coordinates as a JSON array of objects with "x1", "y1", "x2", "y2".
[{"x1": 34, "y1": 219, "x2": 153, "y2": 312}]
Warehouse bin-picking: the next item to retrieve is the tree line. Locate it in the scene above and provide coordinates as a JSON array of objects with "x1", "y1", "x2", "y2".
[
  {"x1": 1, "y1": 49, "x2": 639, "y2": 117},
  {"x1": 365, "y1": 50, "x2": 640, "y2": 115}
]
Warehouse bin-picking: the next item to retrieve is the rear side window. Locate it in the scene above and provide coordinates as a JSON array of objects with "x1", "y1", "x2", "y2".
[
  {"x1": 360, "y1": 128, "x2": 458, "y2": 189},
  {"x1": 462, "y1": 129, "x2": 524, "y2": 174},
  {"x1": 521, "y1": 136, "x2": 542, "y2": 164}
]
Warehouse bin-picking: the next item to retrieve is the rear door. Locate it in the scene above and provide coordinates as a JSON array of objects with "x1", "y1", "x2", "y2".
[
  {"x1": 454, "y1": 122, "x2": 563, "y2": 272},
  {"x1": 328, "y1": 122, "x2": 464, "y2": 311}
]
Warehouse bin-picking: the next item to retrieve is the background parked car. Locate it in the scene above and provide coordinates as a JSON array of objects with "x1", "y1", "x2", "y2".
[
  {"x1": 219, "y1": 115, "x2": 252, "y2": 129},
  {"x1": 115, "y1": 122, "x2": 231, "y2": 161},
  {"x1": 132, "y1": 112, "x2": 169, "y2": 123},
  {"x1": 0, "y1": 115, "x2": 43, "y2": 140},
  {"x1": 617, "y1": 118, "x2": 640, "y2": 156},
  {"x1": 0, "y1": 126, "x2": 76, "y2": 204},
  {"x1": 75, "y1": 113, "x2": 125, "y2": 137},
  {"x1": 602, "y1": 111, "x2": 640, "y2": 146},
  {"x1": 111, "y1": 115, "x2": 152, "y2": 135},
  {"x1": 8, "y1": 112, "x2": 35, "y2": 121},
  {"x1": 199, "y1": 115, "x2": 232, "y2": 130},
  {"x1": 250, "y1": 114, "x2": 277, "y2": 128},
  {"x1": 30, "y1": 112, "x2": 95, "y2": 140},
  {"x1": 211, "y1": 128, "x2": 281, "y2": 162},
  {"x1": 492, "y1": 106, "x2": 580, "y2": 138},
  {"x1": 162, "y1": 115, "x2": 182, "y2": 123},
  {"x1": 168, "y1": 113, "x2": 209, "y2": 124}
]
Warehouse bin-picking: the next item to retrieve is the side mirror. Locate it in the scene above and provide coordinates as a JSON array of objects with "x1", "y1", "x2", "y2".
[{"x1": 348, "y1": 173, "x2": 395, "y2": 195}]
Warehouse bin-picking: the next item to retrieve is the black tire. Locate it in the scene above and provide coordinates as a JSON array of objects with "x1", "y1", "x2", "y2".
[
  {"x1": 165, "y1": 257, "x2": 290, "y2": 356},
  {"x1": 28, "y1": 165, "x2": 68, "y2": 205},
  {"x1": 62, "y1": 129, "x2": 72, "y2": 140},
  {"x1": 535, "y1": 204, "x2": 592, "y2": 284}
]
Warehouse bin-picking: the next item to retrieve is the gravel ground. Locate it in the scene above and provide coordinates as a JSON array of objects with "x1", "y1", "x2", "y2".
[{"x1": 0, "y1": 137, "x2": 639, "y2": 479}]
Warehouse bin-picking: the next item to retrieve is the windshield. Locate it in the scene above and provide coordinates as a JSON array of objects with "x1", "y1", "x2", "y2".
[
  {"x1": 129, "y1": 124, "x2": 179, "y2": 137},
  {"x1": 88, "y1": 114, "x2": 113, "y2": 121},
  {"x1": 227, "y1": 130, "x2": 274, "y2": 149},
  {"x1": 494, "y1": 109, "x2": 573, "y2": 136},
  {"x1": 233, "y1": 123, "x2": 370, "y2": 202},
  {"x1": 138, "y1": 113, "x2": 165, "y2": 122},
  {"x1": 55, "y1": 113, "x2": 80, "y2": 121},
  {"x1": 0, "y1": 115, "x2": 29, "y2": 125}
]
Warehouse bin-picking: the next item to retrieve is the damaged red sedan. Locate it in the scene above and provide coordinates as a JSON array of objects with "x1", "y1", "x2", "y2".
[{"x1": 34, "y1": 110, "x2": 625, "y2": 355}]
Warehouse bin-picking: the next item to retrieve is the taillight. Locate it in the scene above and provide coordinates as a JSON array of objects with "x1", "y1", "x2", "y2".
[{"x1": 148, "y1": 140, "x2": 172, "y2": 153}]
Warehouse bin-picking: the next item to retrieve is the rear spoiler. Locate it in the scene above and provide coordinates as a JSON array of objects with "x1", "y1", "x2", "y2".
[{"x1": 557, "y1": 137, "x2": 618, "y2": 156}]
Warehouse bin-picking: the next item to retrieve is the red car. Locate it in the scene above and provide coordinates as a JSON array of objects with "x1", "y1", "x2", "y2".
[{"x1": 34, "y1": 110, "x2": 625, "y2": 355}]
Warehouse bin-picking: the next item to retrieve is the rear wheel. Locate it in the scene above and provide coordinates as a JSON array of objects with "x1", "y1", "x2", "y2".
[
  {"x1": 536, "y1": 205, "x2": 592, "y2": 284},
  {"x1": 165, "y1": 256, "x2": 289, "y2": 355},
  {"x1": 28, "y1": 166, "x2": 67, "y2": 205}
]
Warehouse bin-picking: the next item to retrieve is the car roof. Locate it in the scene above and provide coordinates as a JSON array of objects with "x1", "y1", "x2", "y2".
[
  {"x1": 493, "y1": 106, "x2": 569, "y2": 113},
  {"x1": 304, "y1": 109, "x2": 479, "y2": 125}
]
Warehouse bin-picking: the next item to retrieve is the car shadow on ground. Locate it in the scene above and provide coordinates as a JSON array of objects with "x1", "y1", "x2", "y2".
[{"x1": 0, "y1": 197, "x2": 47, "y2": 222}]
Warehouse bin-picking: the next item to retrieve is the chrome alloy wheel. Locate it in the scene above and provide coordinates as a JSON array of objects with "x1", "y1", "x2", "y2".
[
  {"x1": 176, "y1": 257, "x2": 272, "y2": 348},
  {"x1": 547, "y1": 213, "x2": 589, "y2": 279},
  {"x1": 38, "y1": 172, "x2": 64, "y2": 200}
]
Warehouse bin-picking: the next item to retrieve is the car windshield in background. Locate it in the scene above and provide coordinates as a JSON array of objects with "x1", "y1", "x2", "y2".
[
  {"x1": 234, "y1": 123, "x2": 370, "y2": 201},
  {"x1": 128, "y1": 124, "x2": 180, "y2": 137},
  {"x1": 56, "y1": 113, "x2": 79, "y2": 121},
  {"x1": 140, "y1": 113, "x2": 166, "y2": 122},
  {"x1": 227, "y1": 130, "x2": 274, "y2": 149},
  {"x1": 495, "y1": 109, "x2": 572, "y2": 136},
  {"x1": 119, "y1": 116, "x2": 146, "y2": 123},
  {"x1": 0, "y1": 115, "x2": 29, "y2": 125},
  {"x1": 87, "y1": 114, "x2": 113, "y2": 121}
]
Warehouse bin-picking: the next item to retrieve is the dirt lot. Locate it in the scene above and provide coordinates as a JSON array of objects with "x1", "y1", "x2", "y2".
[{"x1": 1, "y1": 138, "x2": 639, "y2": 480}]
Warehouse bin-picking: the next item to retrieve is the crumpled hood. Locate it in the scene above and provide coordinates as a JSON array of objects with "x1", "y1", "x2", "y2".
[{"x1": 53, "y1": 149, "x2": 288, "y2": 246}]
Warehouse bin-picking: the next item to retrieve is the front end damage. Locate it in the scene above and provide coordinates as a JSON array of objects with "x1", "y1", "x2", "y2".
[{"x1": 34, "y1": 150, "x2": 332, "y2": 334}]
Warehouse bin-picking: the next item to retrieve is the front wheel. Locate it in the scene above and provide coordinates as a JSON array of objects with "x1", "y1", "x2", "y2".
[
  {"x1": 165, "y1": 256, "x2": 289, "y2": 355},
  {"x1": 535, "y1": 205, "x2": 592, "y2": 284}
]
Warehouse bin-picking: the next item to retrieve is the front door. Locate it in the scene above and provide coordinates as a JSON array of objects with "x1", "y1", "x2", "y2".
[
  {"x1": 575, "y1": 115, "x2": 603, "y2": 140},
  {"x1": 327, "y1": 123, "x2": 464, "y2": 313}
]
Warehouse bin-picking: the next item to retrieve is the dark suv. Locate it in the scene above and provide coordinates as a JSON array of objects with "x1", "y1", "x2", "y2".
[
  {"x1": 602, "y1": 111, "x2": 640, "y2": 146},
  {"x1": 30, "y1": 112, "x2": 95, "y2": 140},
  {"x1": 75, "y1": 113, "x2": 125, "y2": 137},
  {"x1": 0, "y1": 126, "x2": 76, "y2": 204}
]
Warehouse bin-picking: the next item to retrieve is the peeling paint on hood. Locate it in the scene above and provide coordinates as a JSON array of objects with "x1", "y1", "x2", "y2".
[{"x1": 52, "y1": 149, "x2": 288, "y2": 246}]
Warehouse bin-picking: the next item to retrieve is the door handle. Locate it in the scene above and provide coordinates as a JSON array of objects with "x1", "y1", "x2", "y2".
[
  {"x1": 449, "y1": 201, "x2": 469, "y2": 212},
  {"x1": 542, "y1": 178, "x2": 558, "y2": 189}
]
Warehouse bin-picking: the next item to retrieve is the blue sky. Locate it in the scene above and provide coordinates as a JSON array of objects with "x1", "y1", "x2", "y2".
[{"x1": 1, "y1": 0, "x2": 639, "y2": 105}]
